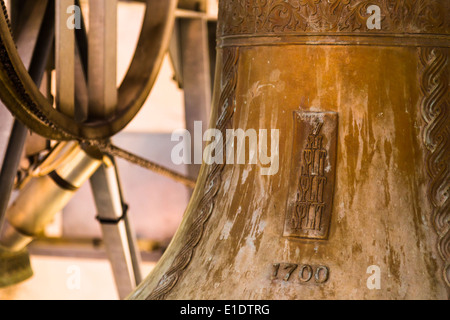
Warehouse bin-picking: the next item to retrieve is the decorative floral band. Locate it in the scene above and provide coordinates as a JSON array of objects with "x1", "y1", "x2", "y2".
[{"x1": 217, "y1": 0, "x2": 449, "y2": 37}]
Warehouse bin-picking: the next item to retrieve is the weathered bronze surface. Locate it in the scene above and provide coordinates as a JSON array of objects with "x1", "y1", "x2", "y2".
[{"x1": 129, "y1": 0, "x2": 449, "y2": 299}]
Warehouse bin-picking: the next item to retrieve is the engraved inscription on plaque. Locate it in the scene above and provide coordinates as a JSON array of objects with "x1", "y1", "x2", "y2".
[{"x1": 284, "y1": 111, "x2": 338, "y2": 240}]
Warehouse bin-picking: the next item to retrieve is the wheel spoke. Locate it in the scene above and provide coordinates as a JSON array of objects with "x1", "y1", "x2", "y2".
[
  {"x1": 56, "y1": 0, "x2": 75, "y2": 118},
  {"x1": 88, "y1": 0, "x2": 117, "y2": 119}
]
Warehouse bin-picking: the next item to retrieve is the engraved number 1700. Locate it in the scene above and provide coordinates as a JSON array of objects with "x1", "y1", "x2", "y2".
[{"x1": 271, "y1": 263, "x2": 329, "y2": 284}]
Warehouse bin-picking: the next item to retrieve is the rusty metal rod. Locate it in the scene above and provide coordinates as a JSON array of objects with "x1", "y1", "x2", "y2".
[
  {"x1": 0, "y1": 121, "x2": 28, "y2": 229},
  {"x1": 0, "y1": 0, "x2": 54, "y2": 230}
]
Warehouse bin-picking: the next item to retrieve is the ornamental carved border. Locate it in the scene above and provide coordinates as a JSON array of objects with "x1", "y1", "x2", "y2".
[
  {"x1": 419, "y1": 47, "x2": 449, "y2": 287},
  {"x1": 146, "y1": 47, "x2": 240, "y2": 300},
  {"x1": 218, "y1": 0, "x2": 449, "y2": 37}
]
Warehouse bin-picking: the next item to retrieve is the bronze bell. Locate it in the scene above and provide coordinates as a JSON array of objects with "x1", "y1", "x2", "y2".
[
  {"x1": 129, "y1": 0, "x2": 449, "y2": 300},
  {"x1": 0, "y1": 247, "x2": 33, "y2": 288}
]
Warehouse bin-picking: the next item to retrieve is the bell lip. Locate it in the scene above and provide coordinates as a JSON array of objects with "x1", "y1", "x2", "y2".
[{"x1": 0, "y1": 247, "x2": 33, "y2": 289}]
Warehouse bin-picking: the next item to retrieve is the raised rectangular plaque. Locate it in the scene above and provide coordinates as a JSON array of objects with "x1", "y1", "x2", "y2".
[{"x1": 283, "y1": 111, "x2": 338, "y2": 240}]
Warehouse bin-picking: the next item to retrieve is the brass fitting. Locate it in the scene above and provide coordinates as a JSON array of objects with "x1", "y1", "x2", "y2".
[{"x1": 0, "y1": 141, "x2": 104, "y2": 252}]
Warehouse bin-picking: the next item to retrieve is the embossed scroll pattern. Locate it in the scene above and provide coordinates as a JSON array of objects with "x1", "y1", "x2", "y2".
[
  {"x1": 146, "y1": 47, "x2": 240, "y2": 300},
  {"x1": 419, "y1": 47, "x2": 450, "y2": 287},
  {"x1": 218, "y1": 0, "x2": 449, "y2": 36}
]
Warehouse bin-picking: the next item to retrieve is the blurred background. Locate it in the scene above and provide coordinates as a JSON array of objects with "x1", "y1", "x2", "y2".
[{"x1": 0, "y1": 0, "x2": 218, "y2": 300}]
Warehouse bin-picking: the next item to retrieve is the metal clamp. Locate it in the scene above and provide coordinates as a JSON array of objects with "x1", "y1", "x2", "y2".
[{"x1": 96, "y1": 203, "x2": 129, "y2": 225}]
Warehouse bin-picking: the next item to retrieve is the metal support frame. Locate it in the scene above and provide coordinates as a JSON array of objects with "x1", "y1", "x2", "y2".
[
  {"x1": 0, "y1": 0, "x2": 53, "y2": 230},
  {"x1": 0, "y1": 123, "x2": 28, "y2": 229},
  {"x1": 90, "y1": 162, "x2": 142, "y2": 299},
  {"x1": 176, "y1": 17, "x2": 212, "y2": 180},
  {"x1": 168, "y1": 6, "x2": 217, "y2": 182},
  {"x1": 1, "y1": 0, "x2": 144, "y2": 299},
  {"x1": 87, "y1": 0, "x2": 142, "y2": 299}
]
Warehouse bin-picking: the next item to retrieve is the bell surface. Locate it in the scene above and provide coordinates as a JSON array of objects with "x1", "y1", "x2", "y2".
[
  {"x1": 0, "y1": 247, "x2": 33, "y2": 288},
  {"x1": 129, "y1": 0, "x2": 450, "y2": 300}
]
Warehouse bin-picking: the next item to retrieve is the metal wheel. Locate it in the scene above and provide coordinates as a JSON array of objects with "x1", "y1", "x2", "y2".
[{"x1": 0, "y1": 0, "x2": 177, "y2": 141}]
